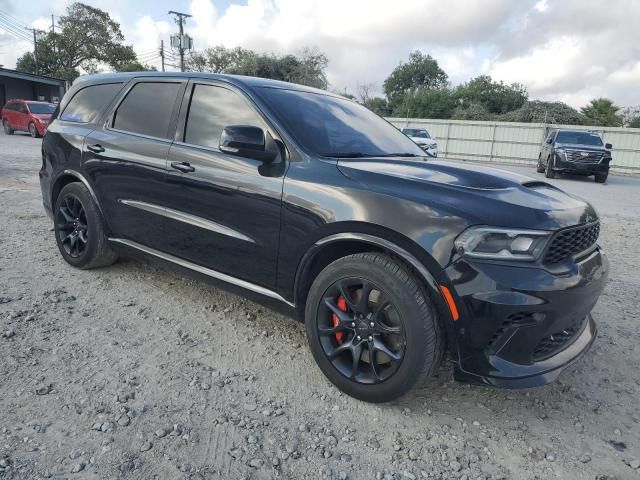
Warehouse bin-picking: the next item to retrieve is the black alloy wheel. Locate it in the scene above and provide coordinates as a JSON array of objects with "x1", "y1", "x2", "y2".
[
  {"x1": 56, "y1": 194, "x2": 89, "y2": 258},
  {"x1": 305, "y1": 253, "x2": 444, "y2": 402},
  {"x1": 28, "y1": 122, "x2": 38, "y2": 138},
  {"x1": 53, "y1": 182, "x2": 118, "y2": 269},
  {"x1": 318, "y1": 278, "x2": 406, "y2": 384},
  {"x1": 545, "y1": 156, "x2": 556, "y2": 178},
  {"x1": 3, "y1": 120, "x2": 13, "y2": 135}
]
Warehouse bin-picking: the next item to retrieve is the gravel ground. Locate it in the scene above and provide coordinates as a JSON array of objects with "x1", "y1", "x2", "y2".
[{"x1": 1, "y1": 132, "x2": 639, "y2": 480}]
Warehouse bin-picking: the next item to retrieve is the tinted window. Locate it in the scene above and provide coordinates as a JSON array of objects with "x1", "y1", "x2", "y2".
[
  {"x1": 3, "y1": 103, "x2": 16, "y2": 111},
  {"x1": 556, "y1": 131, "x2": 603, "y2": 146},
  {"x1": 113, "y1": 82, "x2": 181, "y2": 138},
  {"x1": 16, "y1": 103, "x2": 27, "y2": 113},
  {"x1": 403, "y1": 129, "x2": 430, "y2": 138},
  {"x1": 257, "y1": 88, "x2": 424, "y2": 157},
  {"x1": 26, "y1": 102, "x2": 56, "y2": 114},
  {"x1": 184, "y1": 84, "x2": 266, "y2": 149},
  {"x1": 60, "y1": 83, "x2": 123, "y2": 123}
]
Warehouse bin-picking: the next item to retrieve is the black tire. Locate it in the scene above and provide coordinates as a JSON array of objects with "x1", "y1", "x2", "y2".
[
  {"x1": 28, "y1": 122, "x2": 40, "y2": 138},
  {"x1": 305, "y1": 252, "x2": 443, "y2": 403},
  {"x1": 54, "y1": 182, "x2": 118, "y2": 269},
  {"x1": 536, "y1": 154, "x2": 545, "y2": 173},
  {"x1": 3, "y1": 119, "x2": 14, "y2": 135},
  {"x1": 594, "y1": 173, "x2": 608, "y2": 183},
  {"x1": 545, "y1": 156, "x2": 556, "y2": 178}
]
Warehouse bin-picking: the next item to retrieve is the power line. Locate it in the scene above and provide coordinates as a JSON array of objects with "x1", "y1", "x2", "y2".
[{"x1": 0, "y1": 17, "x2": 33, "y2": 42}]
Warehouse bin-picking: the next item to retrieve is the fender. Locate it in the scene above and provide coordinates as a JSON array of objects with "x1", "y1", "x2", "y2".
[
  {"x1": 294, "y1": 232, "x2": 448, "y2": 313},
  {"x1": 53, "y1": 169, "x2": 104, "y2": 216}
]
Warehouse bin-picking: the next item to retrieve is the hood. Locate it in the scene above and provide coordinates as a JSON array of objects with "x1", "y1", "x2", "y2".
[{"x1": 337, "y1": 158, "x2": 598, "y2": 230}]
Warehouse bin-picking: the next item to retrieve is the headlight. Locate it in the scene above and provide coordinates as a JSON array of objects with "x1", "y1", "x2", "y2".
[
  {"x1": 454, "y1": 226, "x2": 551, "y2": 261},
  {"x1": 555, "y1": 148, "x2": 565, "y2": 156}
]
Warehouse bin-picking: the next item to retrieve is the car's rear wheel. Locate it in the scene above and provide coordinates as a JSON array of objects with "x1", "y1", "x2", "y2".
[
  {"x1": 545, "y1": 156, "x2": 556, "y2": 178},
  {"x1": 28, "y1": 122, "x2": 40, "y2": 138},
  {"x1": 594, "y1": 173, "x2": 608, "y2": 183},
  {"x1": 3, "y1": 120, "x2": 14, "y2": 135},
  {"x1": 54, "y1": 182, "x2": 118, "y2": 269},
  {"x1": 305, "y1": 252, "x2": 443, "y2": 402}
]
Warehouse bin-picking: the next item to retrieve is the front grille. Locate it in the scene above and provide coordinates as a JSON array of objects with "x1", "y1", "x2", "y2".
[
  {"x1": 543, "y1": 222, "x2": 600, "y2": 265},
  {"x1": 565, "y1": 150, "x2": 604, "y2": 164},
  {"x1": 532, "y1": 316, "x2": 586, "y2": 361}
]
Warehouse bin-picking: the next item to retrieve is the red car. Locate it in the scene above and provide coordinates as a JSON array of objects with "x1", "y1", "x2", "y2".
[{"x1": 1, "y1": 99, "x2": 56, "y2": 138}]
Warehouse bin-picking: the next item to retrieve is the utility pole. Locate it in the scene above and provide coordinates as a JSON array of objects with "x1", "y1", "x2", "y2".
[
  {"x1": 168, "y1": 11, "x2": 192, "y2": 72},
  {"x1": 25, "y1": 28, "x2": 45, "y2": 75},
  {"x1": 160, "y1": 40, "x2": 165, "y2": 72}
]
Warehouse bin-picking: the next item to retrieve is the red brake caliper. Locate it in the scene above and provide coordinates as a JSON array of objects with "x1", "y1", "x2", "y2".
[{"x1": 332, "y1": 296, "x2": 347, "y2": 343}]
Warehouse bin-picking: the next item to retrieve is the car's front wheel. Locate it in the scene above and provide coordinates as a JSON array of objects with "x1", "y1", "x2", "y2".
[
  {"x1": 54, "y1": 182, "x2": 118, "y2": 269},
  {"x1": 536, "y1": 155, "x2": 545, "y2": 173},
  {"x1": 545, "y1": 156, "x2": 556, "y2": 178},
  {"x1": 305, "y1": 252, "x2": 443, "y2": 402},
  {"x1": 28, "y1": 122, "x2": 40, "y2": 138},
  {"x1": 3, "y1": 120, "x2": 14, "y2": 135},
  {"x1": 595, "y1": 173, "x2": 608, "y2": 183}
]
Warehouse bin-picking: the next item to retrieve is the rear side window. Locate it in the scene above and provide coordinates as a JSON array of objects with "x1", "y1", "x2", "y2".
[
  {"x1": 60, "y1": 83, "x2": 123, "y2": 123},
  {"x1": 113, "y1": 82, "x2": 182, "y2": 139},
  {"x1": 184, "y1": 84, "x2": 266, "y2": 149}
]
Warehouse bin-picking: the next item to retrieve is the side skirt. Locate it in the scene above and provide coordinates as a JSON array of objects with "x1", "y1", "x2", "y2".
[{"x1": 108, "y1": 237, "x2": 295, "y2": 309}]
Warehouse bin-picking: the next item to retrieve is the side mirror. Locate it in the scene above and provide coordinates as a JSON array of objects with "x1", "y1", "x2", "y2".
[
  {"x1": 220, "y1": 125, "x2": 277, "y2": 162},
  {"x1": 546, "y1": 138, "x2": 553, "y2": 144},
  {"x1": 605, "y1": 143, "x2": 613, "y2": 149}
]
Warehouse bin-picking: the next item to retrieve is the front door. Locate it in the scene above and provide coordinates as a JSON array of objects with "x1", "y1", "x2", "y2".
[
  {"x1": 82, "y1": 78, "x2": 186, "y2": 249},
  {"x1": 163, "y1": 81, "x2": 285, "y2": 289}
]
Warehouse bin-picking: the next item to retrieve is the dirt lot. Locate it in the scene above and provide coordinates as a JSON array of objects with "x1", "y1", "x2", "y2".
[{"x1": 1, "y1": 132, "x2": 639, "y2": 480}]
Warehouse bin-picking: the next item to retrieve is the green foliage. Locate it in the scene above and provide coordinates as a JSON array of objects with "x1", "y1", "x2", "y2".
[
  {"x1": 452, "y1": 103, "x2": 493, "y2": 121},
  {"x1": 621, "y1": 106, "x2": 640, "y2": 128},
  {"x1": 115, "y1": 61, "x2": 157, "y2": 72},
  {"x1": 498, "y1": 100, "x2": 588, "y2": 125},
  {"x1": 629, "y1": 117, "x2": 640, "y2": 129},
  {"x1": 392, "y1": 88, "x2": 456, "y2": 119},
  {"x1": 580, "y1": 98, "x2": 622, "y2": 127},
  {"x1": 15, "y1": 2, "x2": 140, "y2": 82},
  {"x1": 454, "y1": 75, "x2": 527, "y2": 114},
  {"x1": 228, "y1": 48, "x2": 328, "y2": 89},
  {"x1": 364, "y1": 97, "x2": 391, "y2": 117},
  {"x1": 185, "y1": 46, "x2": 254, "y2": 73},
  {"x1": 383, "y1": 51, "x2": 448, "y2": 107}
]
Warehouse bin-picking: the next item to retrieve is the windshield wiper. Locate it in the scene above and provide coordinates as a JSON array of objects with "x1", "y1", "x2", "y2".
[{"x1": 320, "y1": 152, "x2": 420, "y2": 158}]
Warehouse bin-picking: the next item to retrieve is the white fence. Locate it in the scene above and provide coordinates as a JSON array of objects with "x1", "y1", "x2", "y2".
[{"x1": 387, "y1": 118, "x2": 640, "y2": 175}]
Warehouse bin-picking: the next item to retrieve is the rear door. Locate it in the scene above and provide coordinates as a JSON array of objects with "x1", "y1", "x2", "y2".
[
  {"x1": 82, "y1": 78, "x2": 187, "y2": 249},
  {"x1": 162, "y1": 81, "x2": 286, "y2": 288},
  {"x1": 14, "y1": 102, "x2": 29, "y2": 130}
]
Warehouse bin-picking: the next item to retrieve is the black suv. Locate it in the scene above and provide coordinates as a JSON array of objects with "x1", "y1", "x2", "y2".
[
  {"x1": 538, "y1": 129, "x2": 612, "y2": 183},
  {"x1": 39, "y1": 73, "x2": 608, "y2": 402}
]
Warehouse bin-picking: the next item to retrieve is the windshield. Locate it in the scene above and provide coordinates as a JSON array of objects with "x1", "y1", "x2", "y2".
[
  {"x1": 403, "y1": 128, "x2": 430, "y2": 139},
  {"x1": 26, "y1": 102, "x2": 56, "y2": 114},
  {"x1": 556, "y1": 131, "x2": 603, "y2": 146},
  {"x1": 257, "y1": 87, "x2": 424, "y2": 157}
]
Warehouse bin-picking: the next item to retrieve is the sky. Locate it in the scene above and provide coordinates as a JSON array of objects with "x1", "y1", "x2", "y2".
[{"x1": 1, "y1": 0, "x2": 639, "y2": 109}]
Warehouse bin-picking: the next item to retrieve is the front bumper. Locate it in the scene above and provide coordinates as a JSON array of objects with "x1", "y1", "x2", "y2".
[
  {"x1": 444, "y1": 246, "x2": 608, "y2": 388},
  {"x1": 419, "y1": 144, "x2": 438, "y2": 157}
]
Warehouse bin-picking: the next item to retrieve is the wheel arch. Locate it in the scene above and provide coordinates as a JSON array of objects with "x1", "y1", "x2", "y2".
[
  {"x1": 293, "y1": 230, "x2": 455, "y2": 339},
  {"x1": 51, "y1": 170, "x2": 104, "y2": 218}
]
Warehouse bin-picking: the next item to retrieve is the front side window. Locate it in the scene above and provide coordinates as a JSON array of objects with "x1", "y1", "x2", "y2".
[
  {"x1": 184, "y1": 84, "x2": 266, "y2": 150},
  {"x1": 555, "y1": 131, "x2": 604, "y2": 146},
  {"x1": 60, "y1": 83, "x2": 123, "y2": 123},
  {"x1": 16, "y1": 103, "x2": 27, "y2": 113},
  {"x1": 257, "y1": 87, "x2": 424, "y2": 157},
  {"x1": 26, "y1": 102, "x2": 56, "y2": 114},
  {"x1": 113, "y1": 82, "x2": 182, "y2": 138},
  {"x1": 404, "y1": 128, "x2": 430, "y2": 139}
]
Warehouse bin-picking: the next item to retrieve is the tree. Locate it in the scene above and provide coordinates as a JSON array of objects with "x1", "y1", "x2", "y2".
[
  {"x1": 499, "y1": 100, "x2": 588, "y2": 125},
  {"x1": 580, "y1": 98, "x2": 622, "y2": 127},
  {"x1": 363, "y1": 97, "x2": 391, "y2": 117},
  {"x1": 454, "y1": 75, "x2": 527, "y2": 114},
  {"x1": 621, "y1": 106, "x2": 640, "y2": 128},
  {"x1": 226, "y1": 47, "x2": 328, "y2": 89},
  {"x1": 15, "y1": 2, "x2": 138, "y2": 82},
  {"x1": 452, "y1": 103, "x2": 493, "y2": 121},
  {"x1": 115, "y1": 61, "x2": 157, "y2": 72},
  {"x1": 185, "y1": 45, "x2": 254, "y2": 73},
  {"x1": 383, "y1": 51, "x2": 448, "y2": 107},
  {"x1": 391, "y1": 88, "x2": 456, "y2": 119},
  {"x1": 356, "y1": 82, "x2": 375, "y2": 104}
]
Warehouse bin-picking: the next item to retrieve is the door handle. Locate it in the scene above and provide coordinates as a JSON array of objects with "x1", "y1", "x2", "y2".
[
  {"x1": 170, "y1": 161, "x2": 195, "y2": 173},
  {"x1": 86, "y1": 144, "x2": 105, "y2": 153}
]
